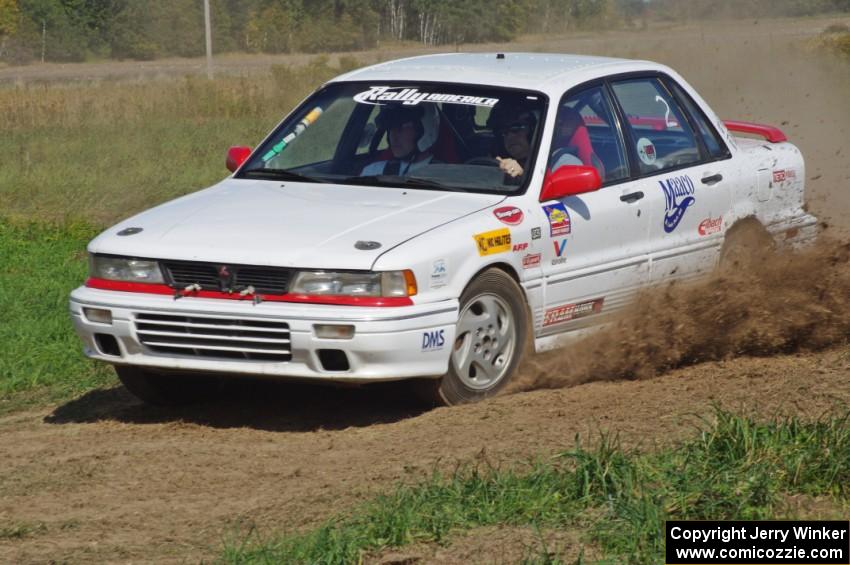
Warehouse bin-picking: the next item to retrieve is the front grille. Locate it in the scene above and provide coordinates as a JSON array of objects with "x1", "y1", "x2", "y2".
[
  {"x1": 162, "y1": 261, "x2": 292, "y2": 294},
  {"x1": 134, "y1": 313, "x2": 291, "y2": 361}
]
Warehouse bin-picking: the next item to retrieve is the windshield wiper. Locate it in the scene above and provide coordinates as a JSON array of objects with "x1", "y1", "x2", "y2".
[
  {"x1": 240, "y1": 168, "x2": 325, "y2": 183},
  {"x1": 341, "y1": 175, "x2": 466, "y2": 192}
]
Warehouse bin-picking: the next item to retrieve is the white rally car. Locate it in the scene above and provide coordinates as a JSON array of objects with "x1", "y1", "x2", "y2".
[{"x1": 69, "y1": 53, "x2": 816, "y2": 406}]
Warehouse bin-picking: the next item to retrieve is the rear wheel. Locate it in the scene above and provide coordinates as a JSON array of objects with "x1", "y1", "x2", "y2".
[
  {"x1": 417, "y1": 269, "x2": 530, "y2": 406},
  {"x1": 115, "y1": 365, "x2": 222, "y2": 406}
]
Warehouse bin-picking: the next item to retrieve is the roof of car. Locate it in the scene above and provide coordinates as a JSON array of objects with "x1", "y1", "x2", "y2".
[{"x1": 332, "y1": 52, "x2": 660, "y2": 91}]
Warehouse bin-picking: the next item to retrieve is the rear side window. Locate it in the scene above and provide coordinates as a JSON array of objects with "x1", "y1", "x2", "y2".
[
  {"x1": 611, "y1": 78, "x2": 701, "y2": 175},
  {"x1": 667, "y1": 80, "x2": 729, "y2": 160}
]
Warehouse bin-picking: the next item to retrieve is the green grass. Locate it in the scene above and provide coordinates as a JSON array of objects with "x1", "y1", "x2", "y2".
[
  {"x1": 0, "y1": 219, "x2": 115, "y2": 411},
  {"x1": 0, "y1": 57, "x2": 349, "y2": 225},
  {"x1": 221, "y1": 410, "x2": 850, "y2": 564}
]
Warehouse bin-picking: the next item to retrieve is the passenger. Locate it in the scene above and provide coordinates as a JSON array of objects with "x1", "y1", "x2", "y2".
[{"x1": 362, "y1": 104, "x2": 439, "y2": 176}]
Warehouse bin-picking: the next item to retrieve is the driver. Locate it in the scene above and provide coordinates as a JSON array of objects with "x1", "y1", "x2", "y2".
[
  {"x1": 488, "y1": 104, "x2": 538, "y2": 179},
  {"x1": 362, "y1": 104, "x2": 439, "y2": 176}
]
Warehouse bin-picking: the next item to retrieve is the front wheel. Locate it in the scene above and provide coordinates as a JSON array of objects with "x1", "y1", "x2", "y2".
[{"x1": 417, "y1": 269, "x2": 530, "y2": 406}]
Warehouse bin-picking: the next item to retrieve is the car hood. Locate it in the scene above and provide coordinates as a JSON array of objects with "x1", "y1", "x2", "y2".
[{"x1": 90, "y1": 179, "x2": 504, "y2": 269}]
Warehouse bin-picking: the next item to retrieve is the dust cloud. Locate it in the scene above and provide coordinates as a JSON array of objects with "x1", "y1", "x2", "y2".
[
  {"x1": 511, "y1": 15, "x2": 850, "y2": 392},
  {"x1": 514, "y1": 239, "x2": 850, "y2": 391}
]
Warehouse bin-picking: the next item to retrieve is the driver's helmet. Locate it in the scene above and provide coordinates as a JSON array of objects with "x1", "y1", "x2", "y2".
[
  {"x1": 376, "y1": 103, "x2": 440, "y2": 152},
  {"x1": 487, "y1": 102, "x2": 539, "y2": 141},
  {"x1": 487, "y1": 101, "x2": 539, "y2": 158}
]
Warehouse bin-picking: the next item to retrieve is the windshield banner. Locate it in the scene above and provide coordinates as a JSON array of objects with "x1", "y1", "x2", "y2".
[{"x1": 354, "y1": 86, "x2": 499, "y2": 107}]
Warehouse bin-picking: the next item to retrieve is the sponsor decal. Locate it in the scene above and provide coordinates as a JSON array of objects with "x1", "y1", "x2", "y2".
[
  {"x1": 698, "y1": 216, "x2": 722, "y2": 236},
  {"x1": 543, "y1": 298, "x2": 604, "y2": 327},
  {"x1": 542, "y1": 202, "x2": 571, "y2": 236},
  {"x1": 637, "y1": 137, "x2": 657, "y2": 165},
  {"x1": 354, "y1": 86, "x2": 499, "y2": 108},
  {"x1": 474, "y1": 228, "x2": 512, "y2": 256},
  {"x1": 513, "y1": 242, "x2": 529, "y2": 252},
  {"x1": 430, "y1": 259, "x2": 447, "y2": 288},
  {"x1": 773, "y1": 169, "x2": 796, "y2": 183},
  {"x1": 493, "y1": 206, "x2": 524, "y2": 226},
  {"x1": 654, "y1": 95, "x2": 678, "y2": 128},
  {"x1": 522, "y1": 253, "x2": 541, "y2": 269},
  {"x1": 422, "y1": 329, "x2": 445, "y2": 351},
  {"x1": 531, "y1": 227, "x2": 542, "y2": 240},
  {"x1": 660, "y1": 174, "x2": 696, "y2": 233},
  {"x1": 552, "y1": 239, "x2": 567, "y2": 265}
]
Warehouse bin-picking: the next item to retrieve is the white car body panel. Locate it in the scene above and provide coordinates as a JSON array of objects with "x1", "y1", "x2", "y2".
[
  {"x1": 70, "y1": 53, "x2": 816, "y2": 383},
  {"x1": 93, "y1": 180, "x2": 504, "y2": 269}
]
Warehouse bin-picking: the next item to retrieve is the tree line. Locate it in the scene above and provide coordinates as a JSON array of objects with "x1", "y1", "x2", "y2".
[{"x1": 0, "y1": 0, "x2": 848, "y2": 65}]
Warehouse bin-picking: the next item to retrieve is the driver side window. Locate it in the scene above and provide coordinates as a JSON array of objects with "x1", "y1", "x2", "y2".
[{"x1": 548, "y1": 85, "x2": 629, "y2": 184}]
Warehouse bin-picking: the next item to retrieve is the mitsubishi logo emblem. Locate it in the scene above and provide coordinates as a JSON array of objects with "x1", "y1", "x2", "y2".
[{"x1": 217, "y1": 265, "x2": 236, "y2": 292}]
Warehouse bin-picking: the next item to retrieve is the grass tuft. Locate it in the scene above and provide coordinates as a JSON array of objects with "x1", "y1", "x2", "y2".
[{"x1": 221, "y1": 409, "x2": 850, "y2": 564}]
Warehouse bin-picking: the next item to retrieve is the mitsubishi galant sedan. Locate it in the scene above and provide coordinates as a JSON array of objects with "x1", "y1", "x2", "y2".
[{"x1": 69, "y1": 53, "x2": 816, "y2": 406}]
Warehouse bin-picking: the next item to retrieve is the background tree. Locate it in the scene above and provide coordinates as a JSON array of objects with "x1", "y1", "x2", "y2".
[
  {"x1": 0, "y1": 0, "x2": 20, "y2": 58},
  {"x1": 0, "y1": 0, "x2": 847, "y2": 65}
]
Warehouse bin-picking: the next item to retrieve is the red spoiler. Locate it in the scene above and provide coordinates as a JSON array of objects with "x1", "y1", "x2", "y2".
[{"x1": 723, "y1": 120, "x2": 787, "y2": 143}]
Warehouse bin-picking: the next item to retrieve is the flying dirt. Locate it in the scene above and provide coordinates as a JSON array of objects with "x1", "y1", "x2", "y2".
[{"x1": 514, "y1": 239, "x2": 850, "y2": 391}]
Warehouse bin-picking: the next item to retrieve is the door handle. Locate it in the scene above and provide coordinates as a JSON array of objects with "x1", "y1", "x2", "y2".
[
  {"x1": 620, "y1": 191, "x2": 644, "y2": 203},
  {"x1": 701, "y1": 173, "x2": 723, "y2": 185}
]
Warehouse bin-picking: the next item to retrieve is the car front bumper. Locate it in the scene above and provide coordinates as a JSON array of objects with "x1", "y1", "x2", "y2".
[{"x1": 69, "y1": 287, "x2": 458, "y2": 383}]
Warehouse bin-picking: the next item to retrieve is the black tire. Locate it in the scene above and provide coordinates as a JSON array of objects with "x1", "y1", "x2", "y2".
[
  {"x1": 115, "y1": 365, "x2": 222, "y2": 406},
  {"x1": 719, "y1": 220, "x2": 774, "y2": 271},
  {"x1": 416, "y1": 268, "x2": 530, "y2": 406}
]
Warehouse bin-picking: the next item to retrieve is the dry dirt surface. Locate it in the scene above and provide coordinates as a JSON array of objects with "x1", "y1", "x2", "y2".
[
  {"x1": 2, "y1": 15, "x2": 850, "y2": 564},
  {"x1": 1, "y1": 352, "x2": 850, "y2": 563}
]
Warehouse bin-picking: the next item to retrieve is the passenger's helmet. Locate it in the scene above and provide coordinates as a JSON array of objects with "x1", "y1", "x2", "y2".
[{"x1": 376, "y1": 103, "x2": 440, "y2": 152}]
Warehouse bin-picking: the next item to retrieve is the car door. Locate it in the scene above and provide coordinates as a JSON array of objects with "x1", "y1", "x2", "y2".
[
  {"x1": 538, "y1": 84, "x2": 650, "y2": 337},
  {"x1": 608, "y1": 75, "x2": 733, "y2": 284}
]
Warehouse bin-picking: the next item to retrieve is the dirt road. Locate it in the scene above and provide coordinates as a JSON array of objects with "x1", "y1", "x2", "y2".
[
  {"x1": 1, "y1": 351, "x2": 849, "y2": 563},
  {"x1": 2, "y1": 14, "x2": 850, "y2": 564}
]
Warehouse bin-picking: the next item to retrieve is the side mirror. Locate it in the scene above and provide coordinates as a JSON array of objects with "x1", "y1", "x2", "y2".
[
  {"x1": 539, "y1": 165, "x2": 602, "y2": 202},
  {"x1": 226, "y1": 146, "x2": 252, "y2": 173}
]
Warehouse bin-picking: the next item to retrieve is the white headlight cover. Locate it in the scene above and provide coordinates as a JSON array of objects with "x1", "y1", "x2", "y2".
[
  {"x1": 289, "y1": 271, "x2": 382, "y2": 296},
  {"x1": 90, "y1": 255, "x2": 164, "y2": 284}
]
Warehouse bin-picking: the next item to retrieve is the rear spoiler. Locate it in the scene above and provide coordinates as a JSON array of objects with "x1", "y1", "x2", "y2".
[{"x1": 723, "y1": 120, "x2": 787, "y2": 143}]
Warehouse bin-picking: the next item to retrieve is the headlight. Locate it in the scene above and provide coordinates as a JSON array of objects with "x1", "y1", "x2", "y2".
[
  {"x1": 89, "y1": 255, "x2": 164, "y2": 284},
  {"x1": 289, "y1": 270, "x2": 417, "y2": 297}
]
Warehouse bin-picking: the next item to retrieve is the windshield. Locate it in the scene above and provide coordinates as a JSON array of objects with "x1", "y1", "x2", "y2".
[{"x1": 237, "y1": 82, "x2": 547, "y2": 194}]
